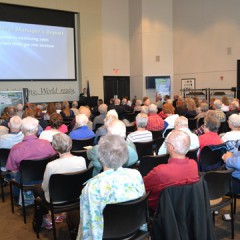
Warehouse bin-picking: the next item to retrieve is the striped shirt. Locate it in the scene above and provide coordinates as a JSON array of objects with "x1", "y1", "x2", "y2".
[{"x1": 126, "y1": 130, "x2": 153, "y2": 143}]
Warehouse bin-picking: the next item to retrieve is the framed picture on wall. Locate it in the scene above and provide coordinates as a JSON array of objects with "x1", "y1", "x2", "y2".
[{"x1": 181, "y1": 78, "x2": 196, "y2": 90}]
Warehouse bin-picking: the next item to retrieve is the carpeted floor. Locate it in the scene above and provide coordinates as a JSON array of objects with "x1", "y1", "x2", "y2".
[{"x1": 0, "y1": 185, "x2": 240, "y2": 239}]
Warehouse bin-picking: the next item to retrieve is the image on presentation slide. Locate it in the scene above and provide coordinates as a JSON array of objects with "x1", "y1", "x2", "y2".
[{"x1": 155, "y1": 76, "x2": 171, "y2": 97}]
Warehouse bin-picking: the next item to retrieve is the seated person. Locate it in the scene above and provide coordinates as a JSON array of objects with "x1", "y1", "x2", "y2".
[
  {"x1": 0, "y1": 106, "x2": 17, "y2": 128},
  {"x1": 60, "y1": 101, "x2": 75, "y2": 121},
  {"x1": 158, "y1": 116, "x2": 199, "y2": 155},
  {"x1": 126, "y1": 113, "x2": 152, "y2": 143},
  {"x1": 146, "y1": 104, "x2": 164, "y2": 131},
  {"x1": 222, "y1": 151, "x2": 240, "y2": 194},
  {"x1": 144, "y1": 130, "x2": 199, "y2": 212},
  {"x1": 92, "y1": 103, "x2": 108, "y2": 130},
  {"x1": 45, "y1": 113, "x2": 68, "y2": 133},
  {"x1": 0, "y1": 116, "x2": 24, "y2": 149},
  {"x1": 69, "y1": 114, "x2": 95, "y2": 140},
  {"x1": 35, "y1": 133, "x2": 86, "y2": 229},
  {"x1": 6, "y1": 117, "x2": 56, "y2": 200},
  {"x1": 198, "y1": 115, "x2": 222, "y2": 155},
  {"x1": 88, "y1": 120, "x2": 138, "y2": 176},
  {"x1": 221, "y1": 114, "x2": 240, "y2": 142},
  {"x1": 68, "y1": 134, "x2": 145, "y2": 240}
]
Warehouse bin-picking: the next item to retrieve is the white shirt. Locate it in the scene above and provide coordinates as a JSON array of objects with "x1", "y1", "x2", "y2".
[
  {"x1": 126, "y1": 130, "x2": 153, "y2": 143},
  {"x1": 0, "y1": 131, "x2": 24, "y2": 149},
  {"x1": 158, "y1": 127, "x2": 200, "y2": 155},
  {"x1": 39, "y1": 129, "x2": 60, "y2": 142},
  {"x1": 221, "y1": 130, "x2": 240, "y2": 142},
  {"x1": 42, "y1": 156, "x2": 86, "y2": 202}
]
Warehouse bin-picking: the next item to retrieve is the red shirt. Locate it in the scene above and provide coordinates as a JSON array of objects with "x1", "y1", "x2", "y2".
[
  {"x1": 146, "y1": 113, "x2": 164, "y2": 131},
  {"x1": 144, "y1": 157, "x2": 199, "y2": 211},
  {"x1": 198, "y1": 132, "x2": 223, "y2": 153}
]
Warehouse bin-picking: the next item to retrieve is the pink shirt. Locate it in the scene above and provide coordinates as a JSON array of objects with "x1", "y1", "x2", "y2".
[
  {"x1": 45, "y1": 124, "x2": 68, "y2": 133},
  {"x1": 6, "y1": 135, "x2": 56, "y2": 172}
]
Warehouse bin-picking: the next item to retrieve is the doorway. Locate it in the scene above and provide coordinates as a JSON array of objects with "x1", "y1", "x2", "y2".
[{"x1": 103, "y1": 76, "x2": 130, "y2": 104}]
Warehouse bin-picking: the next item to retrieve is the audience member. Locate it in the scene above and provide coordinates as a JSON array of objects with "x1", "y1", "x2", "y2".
[
  {"x1": 155, "y1": 94, "x2": 163, "y2": 109},
  {"x1": 134, "y1": 99, "x2": 142, "y2": 112},
  {"x1": 79, "y1": 106, "x2": 93, "y2": 130},
  {"x1": 194, "y1": 102, "x2": 209, "y2": 121},
  {"x1": 88, "y1": 120, "x2": 138, "y2": 176},
  {"x1": 16, "y1": 103, "x2": 24, "y2": 118},
  {"x1": 44, "y1": 103, "x2": 57, "y2": 120},
  {"x1": 37, "y1": 133, "x2": 86, "y2": 229},
  {"x1": 158, "y1": 116, "x2": 199, "y2": 155},
  {"x1": 174, "y1": 99, "x2": 187, "y2": 117},
  {"x1": 70, "y1": 101, "x2": 79, "y2": 116},
  {"x1": 0, "y1": 106, "x2": 17, "y2": 128},
  {"x1": 146, "y1": 104, "x2": 164, "y2": 131},
  {"x1": 145, "y1": 130, "x2": 199, "y2": 212},
  {"x1": 73, "y1": 135, "x2": 145, "y2": 239},
  {"x1": 126, "y1": 113, "x2": 152, "y2": 143},
  {"x1": 221, "y1": 96, "x2": 230, "y2": 112},
  {"x1": 60, "y1": 101, "x2": 75, "y2": 121},
  {"x1": 226, "y1": 100, "x2": 239, "y2": 120},
  {"x1": 0, "y1": 116, "x2": 24, "y2": 149},
  {"x1": 92, "y1": 104, "x2": 107, "y2": 130},
  {"x1": 0, "y1": 126, "x2": 9, "y2": 136},
  {"x1": 221, "y1": 114, "x2": 240, "y2": 142},
  {"x1": 34, "y1": 108, "x2": 49, "y2": 130},
  {"x1": 212, "y1": 99, "x2": 226, "y2": 123},
  {"x1": 198, "y1": 115, "x2": 222, "y2": 154},
  {"x1": 6, "y1": 117, "x2": 56, "y2": 199},
  {"x1": 45, "y1": 113, "x2": 68, "y2": 133},
  {"x1": 185, "y1": 98, "x2": 197, "y2": 117},
  {"x1": 69, "y1": 114, "x2": 95, "y2": 140}
]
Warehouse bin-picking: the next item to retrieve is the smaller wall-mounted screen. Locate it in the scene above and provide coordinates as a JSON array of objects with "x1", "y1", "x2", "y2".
[{"x1": 155, "y1": 76, "x2": 171, "y2": 98}]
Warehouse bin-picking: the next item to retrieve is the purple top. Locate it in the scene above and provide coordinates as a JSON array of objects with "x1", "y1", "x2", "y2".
[{"x1": 6, "y1": 135, "x2": 56, "y2": 172}]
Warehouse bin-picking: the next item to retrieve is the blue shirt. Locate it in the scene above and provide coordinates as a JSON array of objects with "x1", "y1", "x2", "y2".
[
  {"x1": 225, "y1": 151, "x2": 240, "y2": 179},
  {"x1": 69, "y1": 126, "x2": 95, "y2": 140}
]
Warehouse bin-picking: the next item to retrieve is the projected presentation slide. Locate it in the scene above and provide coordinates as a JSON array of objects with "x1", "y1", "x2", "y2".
[
  {"x1": 155, "y1": 76, "x2": 171, "y2": 97},
  {"x1": 0, "y1": 21, "x2": 75, "y2": 80}
]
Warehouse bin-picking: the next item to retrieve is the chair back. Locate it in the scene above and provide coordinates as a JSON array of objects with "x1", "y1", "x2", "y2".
[
  {"x1": 49, "y1": 167, "x2": 93, "y2": 203},
  {"x1": 134, "y1": 140, "x2": 155, "y2": 160},
  {"x1": 19, "y1": 154, "x2": 58, "y2": 184},
  {"x1": 218, "y1": 121, "x2": 230, "y2": 135},
  {"x1": 186, "y1": 147, "x2": 199, "y2": 162},
  {"x1": 199, "y1": 143, "x2": 227, "y2": 172},
  {"x1": 139, "y1": 154, "x2": 169, "y2": 177},
  {"x1": 151, "y1": 130, "x2": 163, "y2": 141},
  {"x1": 155, "y1": 137, "x2": 165, "y2": 153},
  {"x1": 103, "y1": 193, "x2": 150, "y2": 239},
  {"x1": 71, "y1": 137, "x2": 95, "y2": 151},
  {"x1": 94, "y1": 123, "x2": 104, "y2": 132},
  {"x1": 126, "y1": 125, "x2": 136, "y2": 135},
  {"x1": 203, "y1": 169, "x2": 233, "y2": 200},
  {"x1": 197, "y1": 118, "x2": 204, "y2": 128},
  {"x1": 0, "y1": 148, "x2": 10, "y2": 168},
  {"x1": 188, "y1": 118, "x2": 197, "y2": 131}
]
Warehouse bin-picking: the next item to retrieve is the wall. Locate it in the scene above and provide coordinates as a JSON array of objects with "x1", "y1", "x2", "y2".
[
  {"x1": 0, "y1": 0, "x2": 103, "y2": 103},
  {"x1": 173, "y1": 0, "x2": 240, "y2": 95}
]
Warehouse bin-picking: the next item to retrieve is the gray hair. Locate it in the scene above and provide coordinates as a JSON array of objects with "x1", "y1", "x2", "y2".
[
  {"x1": 52, "y1": 133, "x2": 72, "y2": 154},
  {"x1": 72, "y1": 101, "x2": 78, "y2": 108},
  {"x1": 75, "y1": 114, "x2": 88, "y2": 127},
  {"x1": 135, "y1": 99, "x2": 142, "y2": 106},
  {"x1": 200, "y1": 102, "x2": 209, "y2": 112},
  {"x1": 98, "y1": 135, "x2": 128, "y2": 169},
  {"x1": 167, "y1": 130, "x2": 190, "y2": 155},
  {"x1": 9, "y1": 116, "x2": 22, "y2": 130},
  {"x1": 107, "y1": 119, "x2": 126, "y2": 138},
  {"x1": 98, "y1": 104, "x2": 108, "y2": 114},
  {"x1": 228, "y1": 114, "x2": 240, "y2": 128},
  {"x1": 141, "y1": 106, "x2": 149, "y2": 114},
  {"x1": 213, "y1": 99, "x2": 222, "y2": 109},
  {"x1": 106, "y1": 109, "x2": 118, "y2": 119},
  {"x1": 21, "y1": 116, "x2": 39, "y2": 134},
  {"x1": 104, "y1": 115, "x2": 118, "y2": 128},
  {"x1": 174, "y1": 116, "x2": 188, "y2": 128},
  {"x1": 204, "y1": 115, "x2": 220, "y2": 132},
  {"x1": 136, "y1": 113, "x2": 148, "y2": 128},
  {"x1": 148, "y1": 104, "x2": 158, "y2": 113}
]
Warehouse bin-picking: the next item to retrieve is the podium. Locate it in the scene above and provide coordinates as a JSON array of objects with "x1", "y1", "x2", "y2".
[{"x1": 79, "y1": 96, "x2": 98, "y2": 108}]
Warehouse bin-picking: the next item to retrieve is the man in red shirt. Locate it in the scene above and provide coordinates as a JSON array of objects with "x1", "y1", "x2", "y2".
[
  {"x1": 144, "y1": 129, "x2": 199, "y2": 211},
  {"x1": 146, "y1": 104, "x2": 164, "y2": 131}
]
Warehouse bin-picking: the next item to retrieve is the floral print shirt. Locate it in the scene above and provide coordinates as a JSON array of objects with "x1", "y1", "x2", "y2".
[{"x1": 77, "y1": 167, "x2": 145, "y2": 240}]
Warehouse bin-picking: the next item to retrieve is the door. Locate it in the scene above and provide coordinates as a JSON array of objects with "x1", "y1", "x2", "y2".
[{"x1": 104, "y1": 76, "x2": 130, "y2": 104}]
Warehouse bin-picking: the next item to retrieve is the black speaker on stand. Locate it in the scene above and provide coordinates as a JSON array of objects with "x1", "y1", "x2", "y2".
[{"x1": 22, "y1": 88, "x2": 29, "y2": 104}]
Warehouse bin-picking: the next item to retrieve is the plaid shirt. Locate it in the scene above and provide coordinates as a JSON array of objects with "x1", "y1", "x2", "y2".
[
  {"x1": 215, "y1": 109, "x2": 226, "y2": 122},
  {"x1": 146, "y1": 113, "x2": 164, "y2": 131}
]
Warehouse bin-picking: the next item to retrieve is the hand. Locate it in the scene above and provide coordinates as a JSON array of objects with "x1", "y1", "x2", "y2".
[{"x1": 222, "y1": 152, "x2": 233, "y2": 162}]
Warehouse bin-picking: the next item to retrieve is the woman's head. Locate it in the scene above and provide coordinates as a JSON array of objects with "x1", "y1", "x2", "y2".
[
  {"x1": 52, "y1": 133, "x2": 72, "y2": 154},
  {"x1": 50, "y1": 113, "x2": 63, "y2": 129},
  {"x1": 98, "y1": 135, "x2": 128, "y2": 170}
]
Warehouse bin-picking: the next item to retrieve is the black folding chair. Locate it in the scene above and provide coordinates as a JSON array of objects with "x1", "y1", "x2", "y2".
[
  {"x1": 71, "y1": 137, "x2": 95, "y2": 151},
  {"x1": 139, "y1": 154, "x2": 169, "y2": 177},
  {"x1": 134, "y1": 140, "x2": 155, "y2": 161},
  {"x1": 10, "y1": 154, "x2": 58, "y2": 223},
  {"x1": 203, "y1": 170, "x2": 234, "y2": 239},
  {"x1": 0, "y1": 148, "x2": 10, "y2": 202},
  {"x1": 35, "y1": 167, "x2": 93, "y2": 240},
  {"x1": 103, "y1": 193, "x2": 150, "y2": 240},
  {"x1": 186, "y1": 147, "x2": 199, "y2": 162}
]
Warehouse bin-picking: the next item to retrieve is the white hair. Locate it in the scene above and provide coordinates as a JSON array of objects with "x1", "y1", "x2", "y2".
[
  {"x1": 21, "y1": 117, "x2": 39, "y2": 134},
  {"x1": 75, "y1": 114, "x2": 88, "y2": 127},
  {"x1": 106, "y1": 109, "x2": 118, "y2": 119},
  {"x1": 107, "y1": 120, "x2": 126, "y2": 138},
  {"x1": 148, "y1": 104, "x2": 158, "y2": 113},
  {"x1": 9, "y1": 116, "x2": 22, "y2": 130},
  {"x1": 228, "y1": 114, "x2": 240, "y2": 128}
]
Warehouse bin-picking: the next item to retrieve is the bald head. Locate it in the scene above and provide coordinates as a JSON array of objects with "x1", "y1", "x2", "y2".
[
  {"x1": 8, "y1": 116, "x2": 22, "y2": 132},
  {"x1": 167, "y1": 130, "x2": 190, "y2": 156}
]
